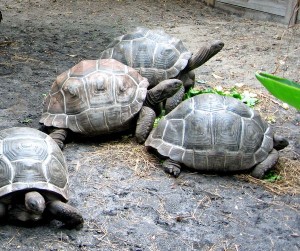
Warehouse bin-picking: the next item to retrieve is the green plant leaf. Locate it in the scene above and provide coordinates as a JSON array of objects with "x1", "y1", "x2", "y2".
[
  {"x1": 153, "y1": 110, "x2": 165, "y2": 128},
  {"x1": 263, "y1": 170, "x2": 282, "y2": 182},
  {"x1": 184, "y1": 87, "x2": 259, "y2": 108}
]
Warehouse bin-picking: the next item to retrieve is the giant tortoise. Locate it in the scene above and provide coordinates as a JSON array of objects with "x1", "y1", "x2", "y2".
[
  {"x1": 145, "y1": 94, "x2": 288, "y2": 178},
  {"x1": 40, "y1": 59, "x2": 182, "y2": 148},
  {"x1": 0, "y1": 127, "x2": 83, "y2": 228},
  {"x1": 100, "y1": 27, "x2": 224, "y2": 112}
]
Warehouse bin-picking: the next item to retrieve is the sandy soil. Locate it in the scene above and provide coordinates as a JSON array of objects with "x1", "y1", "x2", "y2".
[{"x1": 0, "y1": 0, "x2": 299, "y2": 250}]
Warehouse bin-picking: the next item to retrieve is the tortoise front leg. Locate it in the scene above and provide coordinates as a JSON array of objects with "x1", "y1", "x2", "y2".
[
  {"x1": 163, "y1": 158, "x2": 182, "y2": 177},
  {"x1": 251, "y1": 149, "x2": 278, "y2": 179},
  {"x1": 135, "y1": 106, "x2": 156, "y2": 144},
  {"x1": 49, "y1": 129, "x2": 68, "y2": 150},
  {"x1": 46, "y1": 201, "x2": 83, "y2": 229}
]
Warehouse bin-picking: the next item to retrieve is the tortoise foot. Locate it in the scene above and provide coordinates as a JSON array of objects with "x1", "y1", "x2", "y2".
[
  {"x1": 162, "y1": 159, "x2": 181, "y2": 177},
  {"x1": 251, "y1": 149, "x2": 278, "y2": 179}
]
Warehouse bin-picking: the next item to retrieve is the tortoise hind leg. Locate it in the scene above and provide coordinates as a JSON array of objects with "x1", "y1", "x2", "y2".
[
  {"x1": 163, "y1": 158, "x2": 182, "y2": 178},
  {"x1": 49, "y1": 129, "x2": 68, "y2": 150},
  {"x1": 46, "y1": 201, "x2": 83, "y2": 229},
  {"x1": 251, "y1": 149, "x2": 278, "y2": 179}
]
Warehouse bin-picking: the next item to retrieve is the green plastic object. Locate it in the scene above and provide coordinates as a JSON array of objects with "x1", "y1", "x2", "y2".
[{"x1": 255, "y1": 72, "x2": 300, "y2": 110}]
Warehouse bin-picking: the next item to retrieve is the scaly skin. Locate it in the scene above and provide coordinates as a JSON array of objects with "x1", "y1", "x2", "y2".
[
  {"x1": 136, "y1": 79, "x2": 183, "y2": 144},
  {"x1": 46, "y1": 201, "x2": 84, "y2": 229}
]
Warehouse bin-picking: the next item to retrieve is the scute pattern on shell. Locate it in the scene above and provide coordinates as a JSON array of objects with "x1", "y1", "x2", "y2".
[
  {"x1": 40, "y1": 59, "x2": 149, "y2": 134},
  {"x1": 100, "y1": 27, "x2": 192, "y2": 87},
  {"x1": 145, "y1": 94, "x2": 274, "y2": 172},
  {"x1": 0, "y1": 127, "x2": 68, "y2": 201}
]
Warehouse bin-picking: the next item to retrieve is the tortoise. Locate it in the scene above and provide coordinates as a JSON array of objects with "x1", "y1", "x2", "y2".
[
  {"x1": 40, "y1": 58, "x2": 182, "y2": 148},
  {"x1": 145, "y1": 93, "x2": 289, "y2": 178},
  {"x1": 0, "y1": 127, "x2": 83, "y2": 228},
  {"x1": 99, "y1": 27, "x2": 224, "y2": 112}
]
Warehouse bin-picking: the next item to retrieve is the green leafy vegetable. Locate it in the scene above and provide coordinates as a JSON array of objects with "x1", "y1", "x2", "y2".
[
  {"x1": 153, "y1": 110, "x2": 165, "y2": 128},
  {"x1": 184, "y1": 86, "x2": 259, "y2": 107}
]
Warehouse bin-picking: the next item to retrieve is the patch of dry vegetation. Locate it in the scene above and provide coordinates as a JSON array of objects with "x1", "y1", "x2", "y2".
[
  {"x1": 81, "y1": 137, "x2": 300, "y2": 196},
  {"x1": 238, "y1": 158, "x2": 300, "y2": 195},
  {"x1": 80, "y1": 137, "x2": 161, "y2": 178}
]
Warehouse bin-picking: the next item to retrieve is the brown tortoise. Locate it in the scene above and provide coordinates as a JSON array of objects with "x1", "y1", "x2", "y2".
[{"x1": 40, "y1": 59, "x2": 182, "y2": 148}]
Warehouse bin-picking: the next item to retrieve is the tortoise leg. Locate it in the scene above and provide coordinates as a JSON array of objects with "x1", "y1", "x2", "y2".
[
  {"x1": 46, "y1": 201, "x2": 83, "y2": 229},
  {"x1": 165, "y1": 85, "x2": 185, "y2": 114},
  {"x1": 49, "y1": 128, "x2": 68, "y2": 150},
  {"x1": 163, "y1": 158, "x2": 182, "y2": 178},
  {"x1": 135, "y1": 106, "x2": 156, "y2": 144},
  {"x1": 251, "y1": 149, "x2": 279, "y2": 179}
]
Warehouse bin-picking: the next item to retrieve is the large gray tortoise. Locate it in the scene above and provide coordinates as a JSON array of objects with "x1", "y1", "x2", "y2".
[
  {"x1": 40, "y1": 59, "x2": 182, "y2": 148},
  {"x1": 145, "y1": 94, "x2": 288, "y2": 178},
  {"x1": 0, "y1": 127, "x2": 83, "y2": 228},
  {"x1": 100, "y1": 27, "x2": 224, "y2": 112}
]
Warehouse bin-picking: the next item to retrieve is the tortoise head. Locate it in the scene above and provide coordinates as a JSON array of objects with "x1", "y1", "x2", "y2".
[
  {"x1": 273, "y1": 134, "x2": 289, "y2": 151},
  {"x1": 185, "y1": 40, "x2": 224, "y2": 72},
  {"x1": 25, "y1": 191, "x2": 46, "y2": 214}
]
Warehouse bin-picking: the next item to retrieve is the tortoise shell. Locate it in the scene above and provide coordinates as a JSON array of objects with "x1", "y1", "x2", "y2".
[
  {"x1": 0, "y1": 127, "x2": 68, "y2": 201},
  {"x1": 100, "y1": 27, "x2": 192, "y2": 87},
  {"x1": 145, "y1": 94, "x2": 274, "y2": 172},
  {"x1": 40, "y1": 59, "x2": 149, "y2": 134}
]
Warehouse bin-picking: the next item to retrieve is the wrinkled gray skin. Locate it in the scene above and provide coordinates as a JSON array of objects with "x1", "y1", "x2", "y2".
[{"x1": 0, "y1": 191, "x2": 83, "y2": 229}]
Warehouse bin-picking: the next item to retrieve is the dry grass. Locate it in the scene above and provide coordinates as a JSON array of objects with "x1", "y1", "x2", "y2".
[
  {"x1": 82, "y1": 137, "x2": 300, "y2": 196},
  {"x1": 238, "y1": 158, "x2": 300, "y2": 195},
  {"x1": 81, "y1": 137, "x2": 161, "y2": 178}
]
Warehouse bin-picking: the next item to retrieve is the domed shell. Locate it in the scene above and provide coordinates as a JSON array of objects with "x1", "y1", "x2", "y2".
[
  {"x1": 0, "y1": 127, "x2": 68, "y2": 201},
  {"x1": 100, "y1": 27, "x2": 192, "y2": 87},
  {"x1": 145, "y1": 94, "x2": 274, "y2": 172},
  {"x1": 40, "y1": 59, "x2": 149, "y2": 135}
]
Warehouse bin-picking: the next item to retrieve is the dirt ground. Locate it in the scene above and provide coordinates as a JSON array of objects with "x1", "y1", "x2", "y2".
[{"x1": 0, "y1": 0, "x2": 300, "y2": 250}]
